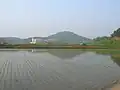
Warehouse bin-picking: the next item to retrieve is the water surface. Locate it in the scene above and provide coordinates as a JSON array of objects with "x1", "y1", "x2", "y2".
[{"x1": 0, "y1": 49, "x2": 120, "y2": 90}]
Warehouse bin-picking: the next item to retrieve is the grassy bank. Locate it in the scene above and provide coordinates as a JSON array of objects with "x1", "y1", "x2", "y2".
[
  {"x1": 92, "y1": 39, "x2": 120, "y2": 49},
  {"x1": 0, "y1": 44, "x2": 107, "y2": 49},
  {"x1": 1, "y1": 40, "x2": 120, "y2": 49}
]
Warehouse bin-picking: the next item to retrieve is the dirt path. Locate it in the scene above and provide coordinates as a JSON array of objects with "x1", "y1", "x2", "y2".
[{"x1": 111, "y1": 84, "x2": 120, "y2": 90}]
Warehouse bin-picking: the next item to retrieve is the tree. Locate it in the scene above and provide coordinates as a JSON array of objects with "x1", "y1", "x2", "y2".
[
  {"x1": 94, "y1": 36, "x2": 109, "y2": 41},
  {"x1": 111, "y1": 28, "x2": 120, "y2": 37}
]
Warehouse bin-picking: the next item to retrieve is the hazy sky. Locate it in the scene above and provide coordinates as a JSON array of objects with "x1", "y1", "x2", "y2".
[{"x1": 0, "y1": 0, "x2": 120, "y2": 38}]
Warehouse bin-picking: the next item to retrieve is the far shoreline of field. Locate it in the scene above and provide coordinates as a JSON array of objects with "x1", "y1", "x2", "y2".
[{"x1": 0, "y1": 44, "x2": 112, "y2": 49}]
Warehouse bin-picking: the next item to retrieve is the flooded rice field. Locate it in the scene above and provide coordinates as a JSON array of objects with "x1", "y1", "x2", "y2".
[{"x1": 0, "y1": 49, "x2": 120, "y2": 90}]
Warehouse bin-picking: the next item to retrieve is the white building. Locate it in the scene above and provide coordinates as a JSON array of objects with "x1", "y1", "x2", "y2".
[
  {"x1": 30, "y1": 38, "x2": 37, "y2": 44},
  {"x1": 29, "y1": 37, "x2": 56, "y2": 44}
]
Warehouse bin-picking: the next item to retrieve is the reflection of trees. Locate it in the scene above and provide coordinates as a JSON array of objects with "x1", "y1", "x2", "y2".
[
  {"x1": 90, "y1": 50, "x2": 120, "y2": 67},
  {"x1": 28, "y1": 49, "x2": 85, "y2": 59},
  {"x1": 111, "y1": 55, "x2": 120, "y2": 67},
  {"x1": 0, "y1": 50, "x2": 19, "y2": 52}
]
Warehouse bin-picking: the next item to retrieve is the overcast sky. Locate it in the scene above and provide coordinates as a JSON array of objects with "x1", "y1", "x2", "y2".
[{"x1": 0, "y1": 0, "x2": 120, "y2": 38}]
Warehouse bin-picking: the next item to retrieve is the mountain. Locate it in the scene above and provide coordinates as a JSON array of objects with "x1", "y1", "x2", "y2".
[
  {"x1": 48, "y1": 31, "x2": 91, "y2": 44},
  {"x1": 0, "y1": 37, "x2": 25, "y2": 44},
  {"x1": 0, "y1": 31, "x2": 92, "y2": 44}
]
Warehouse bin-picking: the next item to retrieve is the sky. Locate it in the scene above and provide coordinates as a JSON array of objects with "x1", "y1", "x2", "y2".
[{"x1": 0, "y1": 0, "x2": 120, "y2": 38}]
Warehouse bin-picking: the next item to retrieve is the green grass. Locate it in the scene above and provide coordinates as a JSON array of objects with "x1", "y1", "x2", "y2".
[{"x1": 91, "y1": 39, "x2": 120, "y2": 49}]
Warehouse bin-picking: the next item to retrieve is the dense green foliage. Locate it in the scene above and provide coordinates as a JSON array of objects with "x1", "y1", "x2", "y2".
[{"x1": 111, "y1": 28, "x2": 120, "y2": 37}]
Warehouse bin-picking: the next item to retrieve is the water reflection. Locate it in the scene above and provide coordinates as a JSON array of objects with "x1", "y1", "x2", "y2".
[
  {"x1": 0, "y1": 49, "x2": 120, "y2": 89},
  {"x1": 111, "y1": 55, "x2": 120, "y2": 67},
  {"x1": 94, "y1": 50, "x2": 120, "y2": 67},
  {"x1": 29, "y1": 49, "x2": 120, "y2": 67},
  {"x1": 0, "y1": 49, "x2": 19, "y2": 52},
  {"x1": 28, "y1": 49, "x2": 85, "y2": 59},
  {"x1": 47, "y1": 50, "x2": 85, "y2": 59}
]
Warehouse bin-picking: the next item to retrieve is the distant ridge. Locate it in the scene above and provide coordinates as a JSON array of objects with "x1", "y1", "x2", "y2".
[{"x1": 0, "y1": 31, "x2": 92, "y2": 44}]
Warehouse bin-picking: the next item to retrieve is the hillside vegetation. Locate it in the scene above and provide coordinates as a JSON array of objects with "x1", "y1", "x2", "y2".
[{"x1": 93, "y1": 28, "x2": 120, "y2": 48}]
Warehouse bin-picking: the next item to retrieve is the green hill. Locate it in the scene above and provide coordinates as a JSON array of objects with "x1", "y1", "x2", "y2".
[{"x1": 48, "y1": 31, "x2": 92, "y2": 44}]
